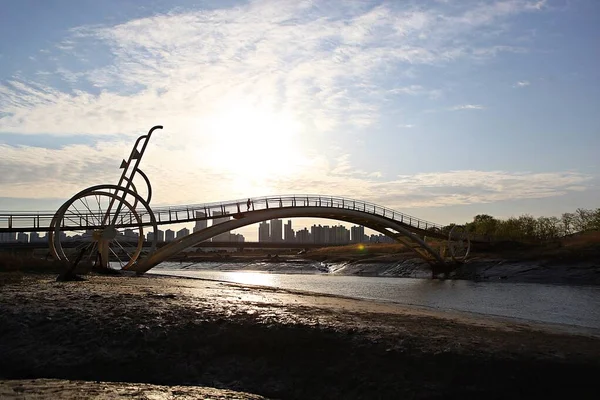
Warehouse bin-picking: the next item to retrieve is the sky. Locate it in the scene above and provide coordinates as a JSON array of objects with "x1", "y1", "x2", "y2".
[{"x1": 1, "y1": 0, "x2": 599, "y2": 240}]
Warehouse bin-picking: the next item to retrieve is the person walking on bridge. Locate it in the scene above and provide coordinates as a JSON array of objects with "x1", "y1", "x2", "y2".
[{"x1": 247, "y1": 198, "x2": 252, "y2": 211}]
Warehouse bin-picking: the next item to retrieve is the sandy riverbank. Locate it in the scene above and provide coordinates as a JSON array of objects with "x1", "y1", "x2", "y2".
[{"x1": 1, "y1": 273, "x2": 599, "y2": 399}]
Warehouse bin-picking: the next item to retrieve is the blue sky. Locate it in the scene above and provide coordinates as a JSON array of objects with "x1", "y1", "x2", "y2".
[{"x1": 1, "y1": 0, "x2": 599, "y2": 239}]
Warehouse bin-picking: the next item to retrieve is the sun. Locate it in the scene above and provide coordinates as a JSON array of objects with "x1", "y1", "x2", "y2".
[{"x1": 203, "y1": 100, "x2": 305, "y2": 180}]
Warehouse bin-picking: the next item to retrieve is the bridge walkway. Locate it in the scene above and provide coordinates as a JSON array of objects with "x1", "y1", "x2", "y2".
[{"x1": 0, "y1": 195, "x2": 452, "y2": 239}]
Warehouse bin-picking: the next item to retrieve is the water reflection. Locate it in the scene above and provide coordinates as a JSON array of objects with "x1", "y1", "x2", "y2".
[
  {"x1": 226, "y1": 271, "x2": 276, "y2": 287},
  {"x1": 149, "y1": 268, "x2": 600, "y2": 329}
]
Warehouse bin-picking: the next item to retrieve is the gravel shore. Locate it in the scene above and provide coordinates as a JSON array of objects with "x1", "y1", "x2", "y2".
[{"x1": 1, "y1": 273, "x2": 599, "y2": 399}]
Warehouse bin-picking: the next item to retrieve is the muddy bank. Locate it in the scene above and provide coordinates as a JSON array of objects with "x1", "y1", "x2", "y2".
[
  {"x1": 159, "y1": 256, "x2": 600, "y2": 285},
  {"x1": 162, "y1": 233, "x2": 600, "y2": 284},
  {"x1": 329, "y1": 257, "x2": 600, "y2": 285},
  {"x1": 1, "y1": 274, "x2": 599, "y2": 399},
  {"x1": 0, "y1": 379, "x2": 265, "y2": 399}
]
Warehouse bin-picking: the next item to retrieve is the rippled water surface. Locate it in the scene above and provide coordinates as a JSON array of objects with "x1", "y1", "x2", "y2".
[{"x1": 149, "y1": 264, "x2": 600, "y2": 329}]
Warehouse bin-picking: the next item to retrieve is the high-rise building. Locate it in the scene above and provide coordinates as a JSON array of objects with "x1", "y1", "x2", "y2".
[
  {"x1": 258, "y1": 221, "x2": 270, "y2": 242},
  {"x1": 311, "y1": 224, "x2": 326, "y2": 244},
  {"x1": 270, "y1": 219, "x2": 283, "y2": 242},
  {"x1": 17, "y1": 232, "x2": 29, "y2": 243},
  {"x1": 176, "y1": 227, "x2": 190, "y2": 239},
  {"x1": 331, "y1": 225, "x2": 350, "y2": 244},
  {"x1": 147, "y1": 231, "x2": 155, "y2": 242},
  {"x1": 212, "y1": 211, "x2": 231, "y2": 242},
  {"x1": 193, "y1": 211, "x2": 207, "y2": 233},
  {"x1": 229, "y1": 233, "x2": 245, "y2": 242},
  {"x1": 156, "y1": 229, "x2": 165, "y2": 242},
  {"x1": 296, "y1": 228, "x2": 311, "y2": 243},
  {"x1": 123, "y1": 229, "x2": 138, "y2": 242},
  {"x1": 29, "y1": 232, "x2": 41, "y2": 243},
  {"x1": 284, "y1": 220, "x2": 294, "y2": 242},
  {"x1": 0, "y1": 232, "x2": 16, "y2": 243},
  {"x1": 165, "y1": 229, "x2": 175, "y2": 242},
  {"x1": 369, "y1": 234, "x2": 394, "y2": 243},
  {"x1": 351, "y1": 225, "x2": 365, "y2": 243}
]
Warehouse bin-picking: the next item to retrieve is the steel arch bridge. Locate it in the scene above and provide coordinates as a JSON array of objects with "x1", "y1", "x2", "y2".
[{"x1": 0, "y1": 126, "x2": 473, "y2": 274}]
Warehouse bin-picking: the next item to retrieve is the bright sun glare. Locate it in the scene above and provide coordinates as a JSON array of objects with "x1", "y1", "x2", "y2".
[{"x1": 204, "y1": 100, "x2": 305, "y2": 180}]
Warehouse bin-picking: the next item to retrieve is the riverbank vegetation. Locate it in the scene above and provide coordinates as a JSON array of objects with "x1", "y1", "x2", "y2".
[{"x1": 461, "y1": 207, "x2": 600, "y2": 241}]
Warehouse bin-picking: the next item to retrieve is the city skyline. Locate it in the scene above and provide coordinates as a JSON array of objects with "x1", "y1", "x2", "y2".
[
  {"x1": 0, "y1": 219, "x2": 391, "y2": 246},
  {"x1": 1, "y1": 0, "x2": 598, "y2": 231}
]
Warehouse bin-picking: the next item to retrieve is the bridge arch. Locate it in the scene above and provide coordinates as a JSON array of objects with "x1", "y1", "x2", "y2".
[{"x1": 128, "y1": 206, "x2": 445, "y2": 274}]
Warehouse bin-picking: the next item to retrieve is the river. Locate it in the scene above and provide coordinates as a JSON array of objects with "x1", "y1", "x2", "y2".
[{"x1": 148, "y1": 263, "x2": 600, "y2": 330}]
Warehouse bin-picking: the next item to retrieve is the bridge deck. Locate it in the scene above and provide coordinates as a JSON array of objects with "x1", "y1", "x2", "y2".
[{"x1": 0, "y1": 194, "x2": 451, "y2": 238}]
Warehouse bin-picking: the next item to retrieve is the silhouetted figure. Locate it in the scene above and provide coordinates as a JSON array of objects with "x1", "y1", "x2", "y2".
[{"x1": 247, "y1": 198, "x2": 251, "y2": 211}]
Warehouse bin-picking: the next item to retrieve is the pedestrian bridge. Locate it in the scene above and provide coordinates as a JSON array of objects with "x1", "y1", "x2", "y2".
[
  {"x1": 0, "y1": 194, "x2": 472, "y2": 273},
  {"x1": 0, "y1": 126, "x2": 472, "y2": 274}
]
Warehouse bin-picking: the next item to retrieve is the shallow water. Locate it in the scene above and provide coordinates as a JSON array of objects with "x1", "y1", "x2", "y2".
[{"x1": 149, "y1": 263, "x2": 600, "y2": 329}]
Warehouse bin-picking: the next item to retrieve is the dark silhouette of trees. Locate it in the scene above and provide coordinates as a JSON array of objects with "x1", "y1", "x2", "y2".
[{"x1": 462, "y1": 208, "x2": 599, "y2": 241}]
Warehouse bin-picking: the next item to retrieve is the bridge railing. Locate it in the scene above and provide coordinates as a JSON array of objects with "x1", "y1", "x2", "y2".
[
  {"x1": 0, "y1": 194, "x2": 447, "y2": 235},
  {"x1": 148, "y1": 194, "x2": 446, "y2": 233}
]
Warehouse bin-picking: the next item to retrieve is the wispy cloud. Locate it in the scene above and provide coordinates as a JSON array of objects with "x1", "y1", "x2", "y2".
[
  {"x1": 514, "y1": 80, "x2": 531, "y2": 87},
  {"x1": 0, "y1": 0, "x2": 568, "y2": 215},
  {"x1": 0, "y1": 143, "x2": 590, "y2": 210},
  {"x1": 450, "y1": 104, "x2": 485, "y2": 111},
  {"x1": 0, "y1": 0, "x2": 547, "y2": 136}
]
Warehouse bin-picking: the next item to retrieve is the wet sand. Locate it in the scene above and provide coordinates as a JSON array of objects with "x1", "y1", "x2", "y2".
[{"x1": 1, "y1": 273, "x2": 599, "y2": 399}]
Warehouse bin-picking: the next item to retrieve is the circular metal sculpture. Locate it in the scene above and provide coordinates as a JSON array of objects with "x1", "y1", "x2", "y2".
[
  {"x1": 49, "y1": 126, "x2": 162, "y2": 269},
  {"x1": 447, "y1": 225, "x2": 471, "y2": 262}
]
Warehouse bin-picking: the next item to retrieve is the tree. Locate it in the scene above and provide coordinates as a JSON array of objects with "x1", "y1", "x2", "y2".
[
  {"x1": 535, "y1": 216, "x2": 560, "y2": 240},
  {"x1": 561, "y1": 213, "x2": 576, "y2": 236},
  {"x1": 516, "y1": 215, "x2": 536, "y2": 239},
  {"x1": 468, "y1": 214, "x2": 498, "y2": 237}
]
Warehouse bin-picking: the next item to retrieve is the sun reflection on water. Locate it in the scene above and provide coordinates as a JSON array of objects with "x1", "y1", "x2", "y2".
[{"x1": 227, "y1": 271, "x2": 276, "y2": 287}]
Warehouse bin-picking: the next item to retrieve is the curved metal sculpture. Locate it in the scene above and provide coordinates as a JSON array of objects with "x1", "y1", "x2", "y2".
[
  {"x1": 448, "y1": 225, "x2": 471, "y2": 262},
  {"x1": 49, "y1": 126, "x2": 162, "y2": 269}
]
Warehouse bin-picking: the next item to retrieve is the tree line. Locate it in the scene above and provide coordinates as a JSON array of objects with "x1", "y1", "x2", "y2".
[{"x1": 453, "y1": 208, "x2": 600, "y2": 241}]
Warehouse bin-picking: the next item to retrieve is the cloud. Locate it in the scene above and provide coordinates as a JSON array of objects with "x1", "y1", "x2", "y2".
[
  {"x1": 0, "y1": 0, "x2": 547, "y2": 137},
  {"x1": 0, "y1": 142, "x2": 590, "y2": 212},
  {"x1": 450, "y1": 104, "x2": 485, "y2": 110},
  {"x1": 0, "y1": 0, "x2": 563, "y2": 219},
  {"x1": 514, "y1": 80, "x2": 531, "y2": 87}
]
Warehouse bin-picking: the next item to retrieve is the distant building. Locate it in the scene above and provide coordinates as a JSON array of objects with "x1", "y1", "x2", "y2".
[
  {"x1": 123, "y1": 229, "x2": 138, "y2": 242},
  {"x1": 284, "y1": 220, "x2": 294, "y2": 242},
  {"x1": 165, "y1": 229, "x2": 175, "y2": 242},
  {"x1": 296, "y1": 228, "x2": 311, "y2": 243},
  {"x1": 193, "y1": 211, "x2": 207, "y2": 233},
  {"x1": 17, "y1": 232, "x2": 29, "y2": 243},
  {"x1": 29, "y1": 232, "x2": 41, "y2": 243},
  {"x1": 270, "y1": 219, "x2": 283, "y2": 242},
  {"x1": 147, "y1": 231, "x2": 155, "y2": 242},
  {"x1": 212, "y1": 211, "x2": 231, "y2": 242},
  {"x1": 350, "y1": 225, "x2": 365, "y2": 243},
  {"x1": 0, "y1": 232, "x2": 16, "y2": 243},
  {"x1": 258, "y1": 221, "x2": 270, "y2": 242},
  {"x1": 311, "y1": 225, "x2": 326, "y2": 244},
  {"x1": 176, "y1": 227, "x2": 190, "y2": 239},
  {"x1": 156, "y1": 229, "x2": 165, "y2": 242},
  {"x1": 229, "y1": 233, "x2": 245, "y2": 242},
  {"x1": 331, "y1": 225, "x2": 350, "y2": 244},
  {"x1": 369, "y1": 234, "x2": 394, "y2": 244}
]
